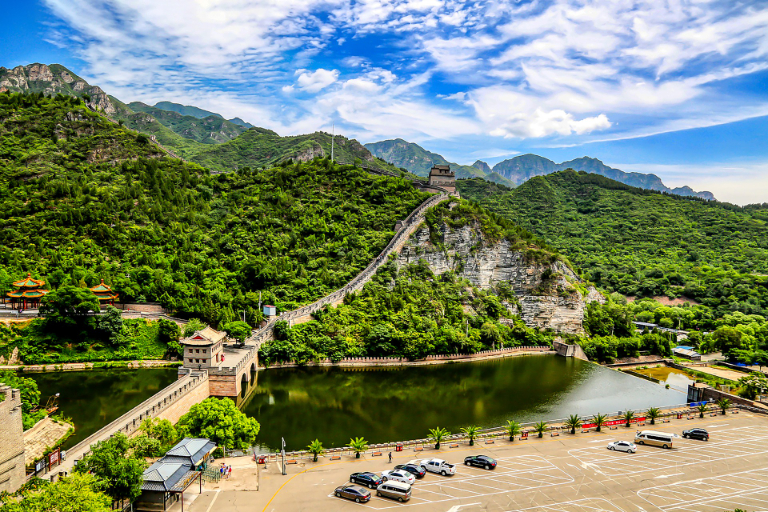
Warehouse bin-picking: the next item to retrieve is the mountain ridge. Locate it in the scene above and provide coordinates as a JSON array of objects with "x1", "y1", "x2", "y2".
[{"x1": 366, "y1": 138, "x2": 715, "y2": 200}]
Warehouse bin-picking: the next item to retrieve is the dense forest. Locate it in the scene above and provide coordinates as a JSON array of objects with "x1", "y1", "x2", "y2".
[
  {"x1": 0, "y1": 92, "x2": 427, "y2": 327},
  {"x1": 458, "y1": 172, "x2": 768, "y2": 318}
]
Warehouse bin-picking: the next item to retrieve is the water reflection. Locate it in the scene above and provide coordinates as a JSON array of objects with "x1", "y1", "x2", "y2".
[{"x1": 241, "y1": 356, "x2": 686, "y2": 451}]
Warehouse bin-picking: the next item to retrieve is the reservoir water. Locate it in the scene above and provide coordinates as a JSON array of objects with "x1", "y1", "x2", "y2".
[{"x1": 28, "y1": 356, "x2": 686, "y2": 452}]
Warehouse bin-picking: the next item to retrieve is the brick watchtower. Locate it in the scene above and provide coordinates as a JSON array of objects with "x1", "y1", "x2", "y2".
[{"x1": 428, "y1": 165, "x2": 457, "y2": 194}]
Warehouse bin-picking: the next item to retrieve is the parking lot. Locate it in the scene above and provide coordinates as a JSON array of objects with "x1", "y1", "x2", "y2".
[{"x1": 188, "y1": 411, "x2": 768, "y2": 512}]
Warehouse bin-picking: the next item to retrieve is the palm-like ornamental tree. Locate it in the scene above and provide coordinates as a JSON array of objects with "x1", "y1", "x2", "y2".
[
  {"x1": 307, "y1": 439, "x2": 325, "y2": 462},
  {"x1": 564, "y1": 414, "x2": 582, "y2": 435},
  {"x1": 593, "y1": 413, "x2": 608, "y2": 432},
  {"x1": 429, "y1": 427, "x2": 450, "y2": 450},
  {"x1": 349, "y1": 437, "x2": 369, "y2": 459},
  {"x1": 623, "y1": 410, "x2": 635, "y2": 427},
  {"x1": 505, "y1": 420, "x2": 522, "y2": 442},
  {"x1": 461, "y1": 426, "x2": 480, "y2": 446},
  {"x1": 646, "y1": 407, "x2": 661, "y2": 425},
  {"x1": 696, "y1": 403, "x2": 708, "y2": 418},
  {"x1": 717, "y1": 398, "x2": 731, "y2": 415},
  {"x1": 533, "y1": 421, "x2": 548, "y2": 438}
]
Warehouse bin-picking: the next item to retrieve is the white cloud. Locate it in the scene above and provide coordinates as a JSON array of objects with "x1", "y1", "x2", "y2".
[{"x1": 296, "y1": 68, "x2": 340, "y2": 92}]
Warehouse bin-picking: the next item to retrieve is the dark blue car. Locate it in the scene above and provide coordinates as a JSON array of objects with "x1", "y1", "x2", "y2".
[{"x1": 350, "y1": 472, "x2": 383, "y2": 489}]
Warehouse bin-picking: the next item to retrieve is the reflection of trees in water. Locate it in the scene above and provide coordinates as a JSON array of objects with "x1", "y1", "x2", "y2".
[
  {"x1": 243, "y1": 356, "x2": 594, "y2": 451},
  {"x1": 30, "y1": 369, "x2": 177, "y2": 448}
]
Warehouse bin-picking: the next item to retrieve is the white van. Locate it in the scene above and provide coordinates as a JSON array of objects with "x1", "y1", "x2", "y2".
[
  {"x1": 635, "y1": 430, "x2": 674, "y2": 449},
  {"x1": 376, "y1": 480, "x2": 411, "y2": 502}
]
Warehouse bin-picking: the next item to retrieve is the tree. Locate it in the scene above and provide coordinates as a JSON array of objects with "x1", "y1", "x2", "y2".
[
  {"x1": 183, "y1": 318, "x2": 207, "y2": 338},
  {"x1": 307, "y1": 439, "x2": 325, "y2": 462},
  {"x1": 428, "y1": 427, "x2": 450, "y2": 450},
  {"x1": 461, "y1": 426, "x2": 480, "y2": 446},
  {"x1": 0, "y1": 473, "x2": 110, "y2": 512},
  {"x1": 564, "y1": 414, "x2": 582, "y2": 434},
  {"x1": 738, "y1": 372, "x2": 768, "y2": 400},
  {"x1": 177, "y1": 398, "x2": 260, "y2": 450},
  {"x1": 712, "y1": 326, "x2": 743, "y2": 356},
  {"x1": 95, "y1": 305, "x2": 123, "y2": 345},
  {"x1": 130, "y1": 435, "x2": 162, "y2": 458},
  {"x1": 646, "y1": 407, "x2": 661, "y2": 425},
  {"x1": 138, "y1": 418, "x2": 178, "y2": 449},
  {"x1": 717, "y1": 398, "x2": 731, "y2": 415},
  {"x1": 533, "y1": 421, "x2": 548, "y2": 438},
  {"x1": 158, "y1": 319, "x2": 181, "y2": 344},
  {"x1": 224, "y1": 321, "x2": 251, "y2": 346},
  {"x1": 39, "y1": 285, "x2": 100, "y2": 327},
  {"x1": 74, "y1": 432, "x2": 146, "y2": 501},
  {"x1": 623, "y1": 410, "x2": 635, "y2": 427},
  {"x1": 0, "y1": 371, "x2": 40, "y2": 413},
  {"x1": 696, "y1": 403, "x2": 708, "y2": 418},
  {"x1": 505, "y1": 420, "x2": 521, "y2": 441},
  {"x1": 348, "y1": 437, "x2": 368, "y2": 459},
  {"x1": 592, "y1": 413, "x2": 608, "y2": 432}
]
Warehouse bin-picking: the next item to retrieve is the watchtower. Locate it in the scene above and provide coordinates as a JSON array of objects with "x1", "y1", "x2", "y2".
[
  {"x1": 180, "y1": 326, "x2": 227, "y2": 368},
  {"x1": 428, "y1": 165, "x2": 456, "y2": 194}
]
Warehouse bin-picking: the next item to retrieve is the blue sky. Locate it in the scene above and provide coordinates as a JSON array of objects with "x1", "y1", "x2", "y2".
[{"x1": 3, "y1": 0, "x2": 768, "y2": 204}]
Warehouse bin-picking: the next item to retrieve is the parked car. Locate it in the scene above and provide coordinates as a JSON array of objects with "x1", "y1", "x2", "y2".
[
  {"x1": 376, "y1": 481, "x2": 412, "y2": 502},
  {"x1": 682, "y1": 428, "x2": 709, "y2": 441},
  {"x1": 607, "y1": 441, "x2": 637, "y2": 453},
  {"x1": 381, "y1": 469, "x2": 416, "y2": 485},
  {"x1": 464, "y1": 455, "x2": 497, "y2": 469},
  {"x1": 335, "y1": 484, "x2": 372, "y2": 503},
  {"x1": 635, "y1": 430, "x2": 675, "y2": 449},
  {"x1": 350, "y1": 472, "x2": 383, "y2": 489},
  {"x1": 420, "y1": 458, "x2": 456, "y2": 476},
  {"x1": 394, "y1": 463, "x2": 426, "y2": 478}
]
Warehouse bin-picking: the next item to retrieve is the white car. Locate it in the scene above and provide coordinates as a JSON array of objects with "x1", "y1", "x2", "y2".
[
  {"x1": 607, "y1": 441, "x2": 637, "y2": 453},
  {"x1": 381, "y1": 469, "x2": 416, "y2": 485},
  {"x1": 420, "y1": 458, "x2": 456, "y2": 476}
]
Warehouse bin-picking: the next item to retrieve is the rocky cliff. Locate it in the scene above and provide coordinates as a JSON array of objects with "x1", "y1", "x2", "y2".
[
  {"x1": 396, "y1": 219, "x2": 603, "y2": 334},
  {"x1": 0, "y1": 63, "x2": 115, "y2": 114}
]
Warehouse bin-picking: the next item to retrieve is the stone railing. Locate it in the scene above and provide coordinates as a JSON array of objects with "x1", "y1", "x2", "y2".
[
  {"x1": 245, "y1": 192, "x2": 448, "y2": 348},
  {"x1": 56, "y1": 369, "x2": 208, "y2": 475},
  {"x1": 262, "y1": 346, "x2": 552, "y2": 369}
]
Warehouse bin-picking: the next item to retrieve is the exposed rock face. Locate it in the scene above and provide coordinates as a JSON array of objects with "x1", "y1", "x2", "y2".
[
  {"x1": 0, "y1": 64, "x2": 116, "y2": 114},
  {"x1": 397, "y1": 221, "x2": 604, "y2": 334}
]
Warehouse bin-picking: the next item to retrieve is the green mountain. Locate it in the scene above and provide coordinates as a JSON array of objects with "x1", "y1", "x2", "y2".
[
  {"x1": 458, "y1": 172, "x2": 768, "y2": 316},
  {"x1": 153, "y1": 101, "x2": 254, "y2": 128},
  {"x1": 492, "y1": 154, "x2": 715, "y2": 200},
  {"x1": 0, "y1": 92, "x2": 428, "y2": 326},
  {"x1": 366, "y1": 136, "x2": 714, "y2": 200},
  {"x1": 127, "y1": 102, "x2": 247, "y2": 143},
  {"x1": 191, "y1": 128, "x2": 403, "y2": 173},
  {"x1": 365, "y1": 138, "x2": 513, "y2": 186}
]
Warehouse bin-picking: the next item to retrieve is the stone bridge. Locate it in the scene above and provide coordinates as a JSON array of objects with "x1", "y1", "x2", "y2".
[{"x1": 191, "y1": 191, "x2": 449, "y2": 396}]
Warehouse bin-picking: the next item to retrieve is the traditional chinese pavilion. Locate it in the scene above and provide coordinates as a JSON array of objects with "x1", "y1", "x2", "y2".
[
  {"x1": 90, "y1": 279, "x2": 119, "y2": 306},
  {"x1": 5, "y1": 273, "x2": 50, "y2": 309}
]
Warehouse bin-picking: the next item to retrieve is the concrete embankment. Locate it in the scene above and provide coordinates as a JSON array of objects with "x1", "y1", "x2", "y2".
[{"x1": 2, "y1": 359, "x2": 179, "y2": 373}]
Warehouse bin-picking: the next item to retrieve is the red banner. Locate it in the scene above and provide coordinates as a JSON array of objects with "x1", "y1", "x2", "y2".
[
  {"x1": 49, "y1": 447, "x2": 60, "y2": 466},
  {"x1": 582, "y1": 417, "x2": 646, "y2": 429}
]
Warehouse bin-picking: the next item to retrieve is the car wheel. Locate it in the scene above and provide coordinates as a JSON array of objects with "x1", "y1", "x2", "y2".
[
  {"x1": 377, "y1": 491, "x2": 381, "y2": 497},
  {"x1": 609, "y1": 446, "x2": 614, "y2": 450},
  {"x1": 485, "y1": 465, "x2": 490, "y2": 470},
  {"x1": 637, "y1": 441, "x2": 644, "y2": 445},
  {"x1": 336, "y1": 492, "x2": 341, "y2": 498},
  {"x1": 441, "y1": 470, "x2": 446, "y2": 476},
  {"x1": 351, "y1": 478, "x2": 356, "y2": 483},
  {"x1": 355, "y1": 498, "x2": 360, "y2": 503},
  {"x1": 683, "y1": 434, "x2": 687, "y2": 439},
  {"x1": 465, "y1": 461, "x2": 470, "y2": 466},
  {"x1": 399, "y1": 497, "x2": 404, "y2": 502},
  {"x1": 368, "y1": 483, "x2": 374, "y2": 489},
  {"x1": 381, "y1": 476, "x2": 387, "y2": 482},
  {"x1": 662, "y1": 444, "x2": 669, "y2": 449}
]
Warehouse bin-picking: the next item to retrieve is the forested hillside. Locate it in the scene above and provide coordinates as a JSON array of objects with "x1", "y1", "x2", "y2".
[
  {"x1": 458, "y1": 172, "x2": 768, "y2": 317},
  {"x1": 0, "y1": 92, "x2": 427, "y2": 327}
]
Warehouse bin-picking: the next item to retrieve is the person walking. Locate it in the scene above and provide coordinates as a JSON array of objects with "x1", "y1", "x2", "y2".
[
  {"x1": 388, "y1": 452, "x2": 392, "y2": 464},
  {"x1": 228, "y1": 465, "x2": 232, "y2": 479}
]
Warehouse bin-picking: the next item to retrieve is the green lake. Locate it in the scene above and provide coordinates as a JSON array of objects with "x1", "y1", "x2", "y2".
[{"x1": 28, "y1": 356, "x2": 687, "y2": 453}]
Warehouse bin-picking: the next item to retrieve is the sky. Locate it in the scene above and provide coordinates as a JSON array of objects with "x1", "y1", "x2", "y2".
[{"x1": 3, "y1": 0, "x2": 768, "y2": 204}]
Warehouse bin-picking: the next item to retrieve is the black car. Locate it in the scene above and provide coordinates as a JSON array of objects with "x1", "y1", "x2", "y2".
[
  {"x1": 335, "y1": 484, "x2": 372, "y2": 503},
  {"x1": 682, "y1": 428, "x2": 709, "y2": 441},
  {"x1": 350, "y1": 472, "x2": 383, "y2": 489},
  {"x1": 394, "y1": 463, "x2": 426, "y2": 479},
  {"x1": 464, "y1": 455, "x2": 497, "y2": 470}
]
